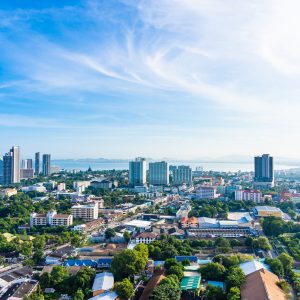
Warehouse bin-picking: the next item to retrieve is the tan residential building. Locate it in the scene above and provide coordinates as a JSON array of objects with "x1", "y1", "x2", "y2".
[
  {"x1": 30, "y1": 211, "x2": 73, "y2": 227},
  {"x1": 72, "y1": 204, "x2": 98, "y2": 220}
]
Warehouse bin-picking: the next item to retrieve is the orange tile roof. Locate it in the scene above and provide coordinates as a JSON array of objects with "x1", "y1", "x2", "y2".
[{"x1": 241, "y1": 269, "x2": 287, "y2": 300}]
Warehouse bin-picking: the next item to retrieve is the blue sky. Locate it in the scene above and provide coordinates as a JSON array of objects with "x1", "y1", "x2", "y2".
[{"x1": 1, "y1": 0, "x2": 300, "y2": 159}]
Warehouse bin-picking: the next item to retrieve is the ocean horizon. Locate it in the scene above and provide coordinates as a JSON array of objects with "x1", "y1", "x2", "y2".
[{"x1": 51, "y1": 159, "x2": 300, "y2": 172}]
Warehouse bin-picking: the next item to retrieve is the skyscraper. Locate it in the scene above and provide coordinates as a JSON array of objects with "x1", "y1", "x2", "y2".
[
  {"x1": 0, "y1": 158, "x2": 3, "y2": 183},
  {"x1": 129, "y1": 157, "x2": 147, "y2": 185},
  {"x1": 42, "y1": 154, "x2": 51, "y2": 176},
  {"x1": 2, "y1": 146, "x2": 20, "y2": 184},
  {"x1": 149, "y1": 161, "x2": 169, "y2": 185},
  {"x1": 172, "y1": 165, "x2": 192, "y2": 185},
  {"x1": 35, "y1": 152, "x2": 40, "y2": 176},
  {"x1": 26, "y1": 159, "x2": 33, "y2": 169},
  {"x1": 254, "y1": 154, "x2": 274, "y2": 188}
]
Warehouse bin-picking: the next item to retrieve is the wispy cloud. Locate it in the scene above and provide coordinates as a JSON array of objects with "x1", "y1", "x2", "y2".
[{"x1": 1, "y1": 0, "x2": 300, "y2": 158}]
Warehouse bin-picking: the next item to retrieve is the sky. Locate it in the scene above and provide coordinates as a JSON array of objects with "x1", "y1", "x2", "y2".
[{"x1": 1, "y1": 0, "x2": 300, "y2": 159}]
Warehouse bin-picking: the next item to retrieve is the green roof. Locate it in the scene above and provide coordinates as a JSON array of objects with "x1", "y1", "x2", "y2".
[{"x1": 180, "y1": 276, "x2": 201, "y2": 291}]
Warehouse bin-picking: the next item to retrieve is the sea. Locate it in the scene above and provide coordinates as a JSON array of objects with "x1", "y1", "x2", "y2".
[{"x1": 51, "y1": 159, "x2": 300, "y2": 172}]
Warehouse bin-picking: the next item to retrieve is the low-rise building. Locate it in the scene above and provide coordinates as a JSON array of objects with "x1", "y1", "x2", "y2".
[
  {"x1": 196, "y1": 186, "x2": 217, "y2": 199},
  {"x1": 180, "y1": 217, "x2": 199, "y2": 228},
  {"x1": 135, "y1": 232, "x2": 157, "y2": 244},
  {"x1": 20, "y1": 168, "x2": 34, "y2": 179},
  {"x1": 0, "y1": 188, "x2": 17, "y2": 198},
  {"x1": 30, "y1": 211, "x2": 73, "y2": 227},
  {"x1": 176, "y1": 202, "x2": 191, "y2": 220},
  {"x1": 253, "y1": 206, "x2": 283, "y2": 218},
  {"x1": 235, "y1": 190, "x2": 263, "y2": 203},
  {"x1": 241, "y1": 268, "x2": 286, "y2": 300},
  {"x1": 92, "y1": 272, "x2": 114, "y2": 297},
  {"x1": 72, "y1": 203, "x2": 98, "y2": 220},
  {"x1": 21, "y1": 184, "x2": 47, "y2": 193}
]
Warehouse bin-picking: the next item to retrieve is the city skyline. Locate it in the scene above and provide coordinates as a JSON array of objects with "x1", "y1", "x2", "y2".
[{"x1": 1, "y1": 1, "x2": 300, "y2": 158}]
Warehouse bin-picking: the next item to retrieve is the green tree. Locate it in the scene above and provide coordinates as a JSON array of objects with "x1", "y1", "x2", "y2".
[
  {"x1": 111, "y1": 249, "x2": 147, "y2": 281},
  {"x1": 149, "y1": 282, "x2": 181, "y2": 300},
  {"x1": 265, "y1": 258, "x2": 284, "y2": 278},
  {"x1": 166, "y1": 265, "x2": 184, "y2": 281},
  {"x1": 114, "y1": 278, "x2": 134, "y2": 300},
  {"x1": 244, "y1": 237, "x2": 253, "y2": 247},
  {"x1": 181, "y1": 259, "x2": 191, "y2": 266},
  {"x1": 253, "y1": 237, "x2": 271, "y2": 251},
  {"x1": 74, "y1": 288, "x2": 84, "y2": 300},
  {"x1": 204, "y1": 284, "x2": 226, "y2": 300},
  {"x1": 278, "y1": 253, "x2": 293, "y2": 274},
  {"x1": 227, "y1": 287, "x2": 240, "y2": 300},
  {"x1": 105, "y1": 228, "x2": 116, "y2": 240},
  {"x1": 200, "y1": 263, "x2": 226, "y2": 281},
  {"x1": 123, "y1": 231, "x2": 131, "y2": 243},
  {"x1": 51, "y1": 266, "x2": 69, "y2": 286},
  {"x1": 39, "y1": 272, "x2": 52, "y2": 288},
  {"x1": 225, "y1": 266, "x2": 245, "y2": 290},
  {"x1": 134, "y1": 243, "x2": 149, "y2": 266}
]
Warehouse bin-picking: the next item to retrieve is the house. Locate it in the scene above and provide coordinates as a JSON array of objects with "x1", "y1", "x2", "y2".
[
  {"x1": 97, "y1": 257, "x2": 113, "y2": 269},
  {"x1": 253, "y1": 206, "x2": 283, "y2": 218},
  {"x1": 7, "y1": 280, "x2": 38, "y2": 299},
  {"x1": 135, "y1": 232, "x2": 157, "y2": 244},
  {"x1": 63, "y1": 259, "x2": 98, "y2": 268},
  {"x1": 241, "y1": 268, "x2": 287, "y2": 300},
  {"x1": 140, "y1": 271, "x2": 166, "y2": 300},
  {"x1": 180, "y1": 217, "x2": 199, "y2": 228},
  {"x1": 92, "y1": 272, "x2": 114, "y2": 297},
  {"x1": 88, "y1": 291, "x2": 118, "y2": 300},
  {"x1": 239, "y1": 260, "x2": 269, "y2": 276}
]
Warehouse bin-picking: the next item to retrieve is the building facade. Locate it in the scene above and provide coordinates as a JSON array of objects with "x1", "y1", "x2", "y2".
[
  {"x1": 42, "y1": 154, "x2": 51, "y2": 176},
  {"x1": 172, "y1": 165, "x2": 192, "y2": 185},
  {"x1": 254, "y1": 154, "x2": 274, "y2": 188},
  {"x1": 3, "y1": 146, "x2": 20, "y2": 184},
  {"x1": 129, "y1": 157, "x2": 147, "y2": 185},
  {"x1": 35, "y1": 152, "x2": 40, "y2": 176},
  {"x1": 71, "y1": 204, "x2": 99, "y2": 220},
  {"x1": 30, "y1": 211, "x2": 73, "y2": 227},
  {"x1": 235, "y1": 190, "x2": 263, "y2": 203},
  {"x1": 149, "y1": 161, "x2": 169, "y2": 185},
  {"x1": 196, "y1": 186, "x2": 217, "y2": 199}
]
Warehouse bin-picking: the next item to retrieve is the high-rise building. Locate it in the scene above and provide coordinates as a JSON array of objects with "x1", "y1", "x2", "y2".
[
  {"x1": 35, "y1": 152, "x2": 40, "y2": 176},
  {"x1": 2, "y1": 146, "x2": 20, "y2": 184},
  {"x1": 129, "y1": 157, "x2": 147, "y2": 185},
  {"x1": 149, "y1": 161, "x2": 169, "y2": 185},
  {"x1": 254, "y1": 154, "x2": 274, "y2": 188},
  {"x1": 42, "y1": 154, "x2": 51, "y2": 176},
  {"x1": 22, "y1": 159, "x2": 33, "y2": 169},
  {"x1": 3, "y1": 154, "x2": 12, "y2": 185},
  {"x1": 172, "y1": 165, "x2": 192, "y2": 185},
  {"x1": 0, "y1": 158, "x2": 3, "y2": 183}
]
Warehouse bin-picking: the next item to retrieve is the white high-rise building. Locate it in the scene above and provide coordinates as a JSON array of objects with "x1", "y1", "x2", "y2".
[
  {"x1": 172, "y1": 165, "x2": 192, "y2": 185},
  {"x1": 129, "y1": 157, "x2": 147, "y2": 185},
  {"x1": 149, "y1": 161, "x2": 169, "y2": 185}
]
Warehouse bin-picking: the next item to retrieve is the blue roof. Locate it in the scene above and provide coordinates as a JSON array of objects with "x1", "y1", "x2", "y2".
[
  {"x1": 63, "y1": 259, "x2": 98, "y2": 267},
  {"x1": 176, "y1": 256, "x2": 198, "y2": 263},
  {"x1": 98, "y1": 258, "x2": 113, "y2": 265}
]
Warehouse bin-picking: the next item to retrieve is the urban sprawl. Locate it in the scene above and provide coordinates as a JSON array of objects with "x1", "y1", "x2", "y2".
[{"x1": 0, "y1": 147, "x2": 300, "y2": 300}]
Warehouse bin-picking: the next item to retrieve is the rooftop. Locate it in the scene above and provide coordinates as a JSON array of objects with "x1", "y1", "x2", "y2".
[
  {"x1": 92, "y1": 272, "x2": 114, "y2": 292},
  {"x1": 124, "y1": 220, "x2": 152, "y2": 228},
  {"x1": 255, "y1": 206, "x2": 282, "y2": 212},
  {"x1": 241, "y1": 269, "x2": 287, "y2": 300},
  {"x1": 239, "y1": 260, "x2": 269, "y2": 276},
  {"x1": 181, "y1": 276, "x2": 201, "y2": 291}
]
